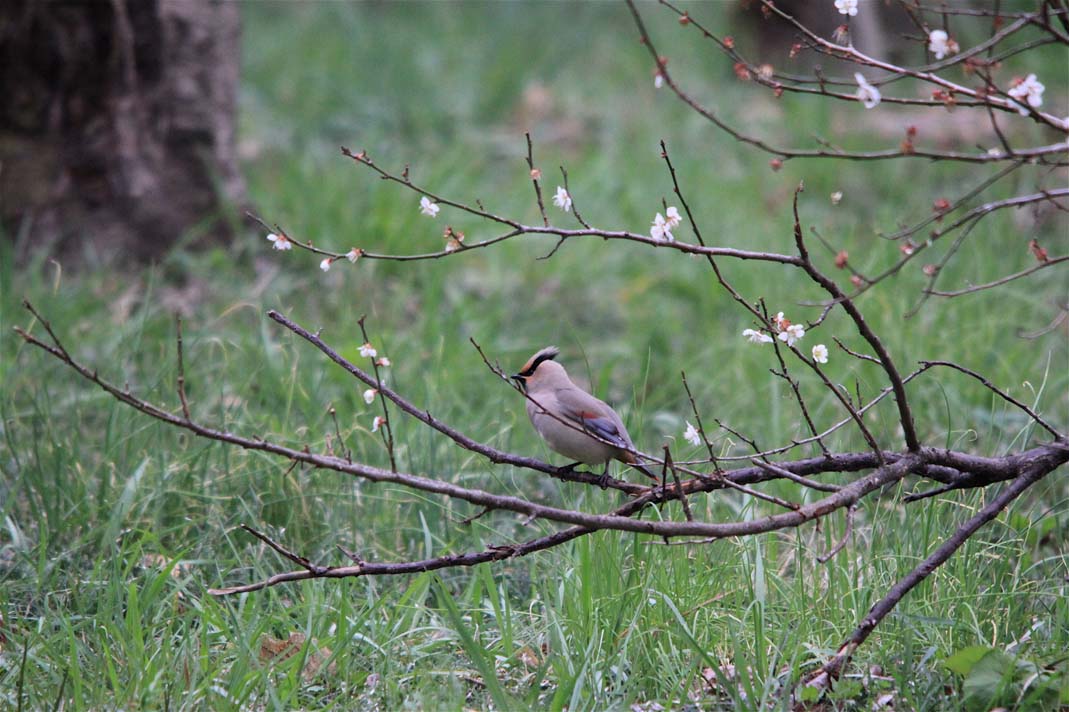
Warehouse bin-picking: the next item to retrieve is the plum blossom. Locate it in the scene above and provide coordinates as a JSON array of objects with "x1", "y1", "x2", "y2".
[
  {"x1": 773, "y1": 312, "x2": 805, "y2": 346},
  {"x1": 363, "y1": 388, "x2": 378, "y2": 404},
  {"x1": 654, "y1": 72, "x2": 664, "y2": 89},
  {"x1": 376, "y1": 356, "x2": 391, "y2": 367},
  {"x1": 854, "y1": 73, "x2": 881, "y2": 109},
  {"x1": 835, "y1": 0, "x2": 858, "y2": 17},
  {"x1": 320, "y1": 258, "x2": 332, "y2": 272},
  {"x1": 927, "y1": 30, "x2": 957, "y2": 60},
  {"x1": 266, "y1": 233, "x2": 292, "y2": 251},
  {"x1": 359, "y1": 342, "x2": 377, "y2": 359},
  {"x1": 346, "y1": 248, "x2": 362, "y2": 263},
  {"x1": 683, "y1": 422, "x2": 702, "y2": 447},
  {"x1": 779, "y1": 324, "x2": 805, "y2": 346},
  {"x1": 812, "y1": 344, "x2": 829, "y2": 364},
  {"x1": 553, "y1": 186, "x2": 572, "y2": 212},
  {"x1": 665, "y1": 206, "x2": 682, "y2": 229},
  {"x1": 779, "y1": 323, "x2": 805, "y2": 347},
  {"x1": 1007, "y1": 74, "x2": 1044, "y2": 115},
  {"x1": 650, "y1": 212, "x2": 675, "y2": 242},
  {"x1": 371, "y1": 416, "x2": 386, "y2": 433},
  {"x1": 419, "y1": 196, "x2": 440, "y2": 217},
  {"x1": 742, "y1": 328, "x2": 774, "y2": 344}
]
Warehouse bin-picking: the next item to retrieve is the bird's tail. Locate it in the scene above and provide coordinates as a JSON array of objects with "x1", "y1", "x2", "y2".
[{"x1": 621, "y1": 451, "x2": 659, "y2": 481}]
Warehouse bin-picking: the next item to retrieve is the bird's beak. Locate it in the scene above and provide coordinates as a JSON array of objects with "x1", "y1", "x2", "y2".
[{"x1": 510, "y1": 374, "x2": 526, "y2": 393}]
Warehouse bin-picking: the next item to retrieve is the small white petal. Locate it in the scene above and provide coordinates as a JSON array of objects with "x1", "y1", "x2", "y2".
[
  {"x1": 552, "y1": 186, "x2": 572, "y2": 212},
  {"x1": 376, "y1": 357, "x2": 391, "y2": 367},
  {"x1": 654, "y1": 73, "x2": 664, "y2": 89},
  {"x1": 346, "y1": 249, "x2": 361, "y2": 263},
  {"x1": 854, "y1": 73, "x2": 881, "y2": 109},
  {"x1": 419, "y1": 196, "x2": 440, "y2": 217},
  {"x1": 665, "y1": 206, "x2": 682, "y2": 229},
  {"x1": 928, "y1": 29, "x2": 951, "y2": 60},
  {"x1": 834, "y1": 0, "x2": 859, "y2": 16},
  {"x1": 359, "y1": 343, "x2": 377, "y2": 359},
  {"x1": 371, "y1": 416, "x2": 386, "y2": 433},
  {"x1": 320, "y1": 258, "x2": 331, "y2": 272},
  {"x1": 742, "y1": 329, "x2": 773, "y2": 344},
  {"x1": 363, "y1": 389, "x2": 377, "y2": 404},
  {"x1": 812, "y1": 344, "x2": 829, "y2": 364},
  {"x1": 683, "y1": 422, "x2": 702, "y2": 447}
]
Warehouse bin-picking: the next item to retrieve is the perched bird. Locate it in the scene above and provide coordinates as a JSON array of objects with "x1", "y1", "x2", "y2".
[{"x1": 512, "y1": 346, "x2": 657, "y2": 483}]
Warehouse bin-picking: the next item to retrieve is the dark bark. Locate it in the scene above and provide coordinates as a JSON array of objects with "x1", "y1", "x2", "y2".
[{"x1": 0, "y1": 0, "x2": 245, "y2": 261}]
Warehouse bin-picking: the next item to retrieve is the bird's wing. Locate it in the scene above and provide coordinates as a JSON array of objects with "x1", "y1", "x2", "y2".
[{"x1": 555, "y1": 388, "x2": 633, "y2": 450}]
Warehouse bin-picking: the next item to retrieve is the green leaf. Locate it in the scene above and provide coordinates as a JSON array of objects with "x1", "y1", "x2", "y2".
[
  {"x1": 943, "y1": 645, "x2": 997, "y2": 676},
  {"x1": 962, "y1": 649, "x2": 1017, "y2": 711}
]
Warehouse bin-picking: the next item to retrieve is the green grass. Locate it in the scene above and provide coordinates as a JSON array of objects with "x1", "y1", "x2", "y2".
[{"x1": 2, "y1": 2, "x2": 1068, "y2": 710}]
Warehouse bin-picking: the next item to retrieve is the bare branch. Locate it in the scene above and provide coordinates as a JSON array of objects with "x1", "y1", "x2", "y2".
[
  {"x1": 919, "y1": 360, "x2": 1062, "y2": 438},
  {"x1": 927, "y1": 255, "x2": 1069, "y2": 298},
  {"x1": 175, "y1": 315, "x2": 191, "y2": 421},
  {"x1": 524, "y1": 132, "x2": 550, "y2": 227},
  {"x1": 804, "y1": 451, "x2": 1064, "y2": 691}
]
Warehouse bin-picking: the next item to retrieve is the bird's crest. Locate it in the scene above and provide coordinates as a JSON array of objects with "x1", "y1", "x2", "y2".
[{"x1": 517, "y1": 346, "x2": 559, "y2": 377}]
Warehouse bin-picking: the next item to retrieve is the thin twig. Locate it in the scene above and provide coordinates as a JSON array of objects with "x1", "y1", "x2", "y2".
[
  {"x1": 357, "y1": 316, "x2": 397, "y2": 472},
  {"x1": 804, "y1": 455, "x2": 1061, "y2": 690},
  {"x1": 175, "y1": 315, "x2": 191, "y2": 421},
  {"x1": 680, "y1": 370, "x2": 723, "y2": 474},
  {"x1": 525, "y1": 133, "x2": 549, "y2": 227},
  {"x1": 816, "y1": 504, "x2": 856, "y2": 563},
  {"x1": 752, "y1": 460, "x2": 841, "y2": 494},
  {"x1": 664, "y1": 445, "x2": 694, "y2": 521},
  {"x1": 920, "y1": 360, "x2": 1061, "y2": 438},
  {"x1": 239, "y1": 524, "x2": 327, "y2": 575},
  {"x1": 927, "y1": 255, "x2": 1069, "y2": 297}
]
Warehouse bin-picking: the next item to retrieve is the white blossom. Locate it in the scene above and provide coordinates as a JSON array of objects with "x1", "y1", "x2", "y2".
[
  {"x1": 742, "y1": 328, "x2": 774, "y2": 344},
  {"x1": 812, "y1": 344, "x2": 829, "y2": 364},
  {"x1": 854, "y1": 73, "x2": 881, "y2": 109},
  {"x1": 371, "y1": 415, "x2": 386, "y2": 433},
  {"x1": 927, "y1": 29, "x2": 956, "y2": 60},
  {"x1": 665, "y1": 206, "x2": 682, "y2": 229},
  {"x1": 650, "y1": 212, "x2": 675, "y2": 242},
  {"x1": 359, "y1": 342, "x2": 377, "y2": 359},
  {"x1": 778, "y1": 323, "x2": 806, "y2": 347},
  {"x1": 1007, "y1": 74, "x2": 1044, "y2": 115},
  {"x1": 376, "y1": 356, "x2": 391, "y2": 367},
  {"x1": 683, "y1": 421, "x2": 702, "y2": 447},
  {"x1": 552, "y1": 186, "x2": 572, "y2": 212},
  {"x1": 419, "y1": 196, "x2": 440, "y2": 217},
  {"x1": 346, "y1": 248, "x2": 362, "y2": 263},
  {"x1": 654, "y1": 73, "x2": 664, "y2": 89},
  {"x1": 266, "y1": 233, "x2": 292, "y2": 251},
  {"x1": 363, "y1": 388, "x2": 378, "y2": 404},
  {"x1": 835, "y1": 0, "x2": 858, "y2": 17},
  {"x1": 830, "y1": 191, "x2": 843, "y2": 205},
  {"x1": 320, "y1": 258, "x2": 331, "y2": 272}
]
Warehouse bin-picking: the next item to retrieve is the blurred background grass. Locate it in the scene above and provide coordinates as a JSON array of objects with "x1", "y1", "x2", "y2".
[{"x1": 2, "y1": 2, "x2": 1067, "y2": 709}]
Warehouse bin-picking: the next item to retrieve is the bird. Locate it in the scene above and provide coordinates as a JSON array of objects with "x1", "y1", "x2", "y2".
[{"x1": 511, "y1": 346, "x2": 657, "y2": 484}]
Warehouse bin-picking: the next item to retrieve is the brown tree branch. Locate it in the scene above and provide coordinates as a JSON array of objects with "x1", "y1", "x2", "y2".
[{"x1": 803, "y1": 445, "x2": 1066, "y2": 691}]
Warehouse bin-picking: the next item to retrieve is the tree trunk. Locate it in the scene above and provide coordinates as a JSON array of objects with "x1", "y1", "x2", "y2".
[{"x1": 0, "y1": 0, "x2": 246, "y2": 262}]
